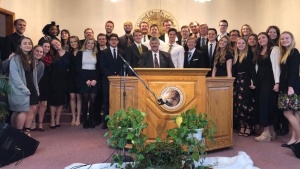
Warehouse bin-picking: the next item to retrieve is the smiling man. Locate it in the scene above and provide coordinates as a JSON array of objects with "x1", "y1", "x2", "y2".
[{"x1": 138, "y1": 36, "x2": 174, "y2": 68}]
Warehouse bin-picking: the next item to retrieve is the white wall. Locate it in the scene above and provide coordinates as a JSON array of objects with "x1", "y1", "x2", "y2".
[{"x1": 0, "y1": 0, "x2": 299, "y2": 47}]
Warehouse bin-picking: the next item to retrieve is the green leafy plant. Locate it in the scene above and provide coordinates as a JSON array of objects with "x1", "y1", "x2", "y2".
[
  {"x1": 104, "y1": 108, "x2": 148, "y2": 166},
  {"x1": 167, "y1": 108, "x2": 216, "y2": 167},
  {"x1": 0, "y1": 76, "x2": 12, "y2": 123}
]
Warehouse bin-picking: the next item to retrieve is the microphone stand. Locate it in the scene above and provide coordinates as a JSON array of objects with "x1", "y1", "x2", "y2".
[{"x1": 118, "y1": 55, "x2": 165, "y2": 105}]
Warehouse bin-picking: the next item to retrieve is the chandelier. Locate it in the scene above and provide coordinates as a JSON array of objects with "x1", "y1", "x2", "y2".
[
  {"x1": 110, "y1": 0, "x2": 121, "y2": 2},
  {"x1": 194, "y1": 0, "x2": 212, "y2": 2}
]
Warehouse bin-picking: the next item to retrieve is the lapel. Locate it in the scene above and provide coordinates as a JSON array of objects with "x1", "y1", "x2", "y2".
[
  {"x1": 158, "y1": 52, "x2": 165, "y2": 67},
  {"x1": 132, "y1": 43, "x2": 140, "y2": 56},
  {"x1": 148, "y1": 51, "x2": 154, "y2": 68}
]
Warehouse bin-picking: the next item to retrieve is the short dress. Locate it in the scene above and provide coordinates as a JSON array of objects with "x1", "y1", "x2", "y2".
[{"x1": 215, "y1": 51, "x2": 233, "y2": 76}]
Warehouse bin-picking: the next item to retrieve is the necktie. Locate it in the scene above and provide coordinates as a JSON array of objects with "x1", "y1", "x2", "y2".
[
  {"x1": 168, "y1": 44, "x2": 173, "y2": 53},
  {"x1": 138, "y1": 45, "x2": 142, "y2": 54},
  {"x1": 143, "y1": 35, "x2": 146, "y2": 42},
  {"x1": 188, "y1": 52, "x2": 192, "y2": 63},
  {"x1": 127, "y1": 36, "x2": 131, "y2": 46},
  {"x1": 209, "y1": 44, "x2": 213, "y2": 65},
  {"x1": 113, "y1": 48, "x2": 117, "y2": 60},
  {"x1": 182, "y1": 40, "x2": 186, "y2": 46},
  {"x1": 154, "y1": 53, "x2": 159, "y2": 68},
  {"x1": 201, "y1": 38, "x2": 205, "y2": 47}
]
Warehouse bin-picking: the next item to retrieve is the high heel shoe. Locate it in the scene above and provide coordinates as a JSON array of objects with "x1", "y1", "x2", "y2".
[
  {"x1": 255, "y1": 132, "x2": 271, "y2": 142},
  {"x1": 243, "y1": 128, "x2": 253, "y2": 137},
  {"x1": 238, "y1": 127, "x2": 245, "y2": 136},
  {"x1": 291, "y1": 142, "x2": 300, "y2": 158},
  {"x1": 281, "y1": 141, "x2": 297, "y2": 148}
]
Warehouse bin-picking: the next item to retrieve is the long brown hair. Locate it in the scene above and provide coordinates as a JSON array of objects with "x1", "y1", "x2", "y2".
[
  {"x1": 15, "y1": 37, "x2": 35, "y2": 71},
  {"x1": 257, "y1": 32, "x2": 272, "y2": 59},
  {"x1": 214, "y1": 36, "x2": 231, "y2": 65}
]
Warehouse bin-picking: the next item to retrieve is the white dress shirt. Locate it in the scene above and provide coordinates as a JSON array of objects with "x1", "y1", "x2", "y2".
[{"x1": 164, "y1": 42, "x2": 184, "y2": 68}]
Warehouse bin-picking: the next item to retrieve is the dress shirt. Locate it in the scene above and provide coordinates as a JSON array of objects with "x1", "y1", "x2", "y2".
[
  {"x1": 134, "y1": 42, "x2": 143, "y2": 54},
  {"x1": 152, "y1": 51, "x2": 160, "y2": 67},
  {"x1": 110, "y1": 46, "x2": 118, "y2": 59},
  {"x1": 164, "y1": 42, "x2": 184, "y2": 68}
]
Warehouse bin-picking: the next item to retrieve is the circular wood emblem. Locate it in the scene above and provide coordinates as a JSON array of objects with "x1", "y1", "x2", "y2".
[
  {"x1": 135, "y1": 9, "x2": 179, "y2": 36},
  {"x1": 160, "y1": 86, "x2": 184, "y2": 110}
]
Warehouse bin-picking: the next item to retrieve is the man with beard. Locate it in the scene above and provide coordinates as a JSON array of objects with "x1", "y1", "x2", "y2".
[{"x1": 118, "y1": 21, "x2": 134, "y2": 50}]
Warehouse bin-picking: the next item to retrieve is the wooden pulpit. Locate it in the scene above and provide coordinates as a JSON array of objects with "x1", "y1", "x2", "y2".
[{"x1": 108, "y1": 69, "x2": 235, "y2": 150}]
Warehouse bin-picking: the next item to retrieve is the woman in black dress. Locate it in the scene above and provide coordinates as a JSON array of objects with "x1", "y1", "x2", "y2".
[
  {"x1": 49, "y1": 39, "x2": 71, "y2": 128},
  {"x1": 69, "y1": 36, "x2": 82, "y2": 126},
  {"x1": 254, "y1": 32, "x2": 280, "y2": 142},
  {"x1": 36, "y1": 41, "x2": 52, "y2": 131},
  {"x1": 212, "y1": 36, "x2": 233, "y2": 77},
  {"x1": 75, "y1": 38, "x2": 99, "y2": 128},
  {"x1": 278, "y1": 31, "x2": 300, "y2": 147},
  {"x1": 233, "y1": 37, "x2": 256, "y2": 137}
]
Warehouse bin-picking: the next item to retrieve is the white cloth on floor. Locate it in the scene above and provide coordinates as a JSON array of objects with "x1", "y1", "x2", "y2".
[{"x1": 65, "y1": 151, "x2": 259, "y2": 169}]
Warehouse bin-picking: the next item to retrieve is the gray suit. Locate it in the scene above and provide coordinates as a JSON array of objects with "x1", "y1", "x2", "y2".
[{"x1": 138, "y1": 50, "x2": 175, "y2": 68}]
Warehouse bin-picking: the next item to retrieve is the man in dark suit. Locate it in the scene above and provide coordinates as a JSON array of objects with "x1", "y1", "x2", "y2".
[
  {"x1": 139, "y1": 21, "x2": 151, "y2": 43},
  {"x1": 184, "y1": 37, "x2": 206, "y2": 68},
  {"x1": 200, "y1": 28, "x2": 218, "y2": 76},
  {"x1": 80, "y1": 28, "x2": 94, "y2": 46},
  {"x1": 177, "y1": 25, "x2": 190, "y2": 51},
  {"x1": 2, "y1": 19, "x2": 26, "y2": 61},
  {"x1": 138, "y1": 36, "x2": 174, "y2": 68},
  {"x1": 217, "y1": 19, "x2": 230, "y2": 41},
  {"x1": 196, "y1": 23, "x2": 209, "y2": 50},
  {"x1": 118, "y1": 21, "x2": 134, "y2": 50},
  {"x1": 124, "y1": 28, "x2": 148, "y2": 75},
  {"x1": 159, "y1": 19, "x2": 180, "y2": 44},
  {"x1": 100, "y1": 33, "x2": 124, "y2": 129}
]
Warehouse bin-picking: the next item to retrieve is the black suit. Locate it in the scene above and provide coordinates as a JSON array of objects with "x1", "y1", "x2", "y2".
[
  {"x1": 124, "y1": 43, "x2": 148, "y2": 75},
  {"x1": 2, "y1": 32, "x2": 23, "y2": 61},
  {"x1": 200, "y1": 42, "x2": 217, "y2": 76},
  {"x1": 196, "y1": 37, "x2": 208, "y2": 50},
  {"x1": 100, "y1": 47, "x2": 124, "y2": 121},
  {"x1": 184, "y1": 49, "x2": 207, "y2": 68},
  {"x1": 118, "y1": 34, "x2": 134, "y2": 50},
  {"x1": 138, "y1": 50, "x2": 175, "y2": 68}
]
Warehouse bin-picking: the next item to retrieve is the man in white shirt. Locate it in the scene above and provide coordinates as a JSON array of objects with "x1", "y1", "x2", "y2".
[
  {"x1": 139, "y1": 21, "x2": 151, "y2": 43},
  {"x1": 143, "y1": 24, "x2": 167, "y2": 51},
  {"x1": 217, "y1": 19, "x2": 229, "y2": 41},
  {"x1": 165, "y1": 28, "x2": 184, "y2": 68}
]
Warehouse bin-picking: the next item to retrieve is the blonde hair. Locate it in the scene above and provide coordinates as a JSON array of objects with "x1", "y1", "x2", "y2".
[
  {"x1": 214, "y1": 36, "x2": 231, "y2": 65},
  {"x1": 279, "y1": 31, "x2": 296, "y2": 64},
  {"x1": 240, "y1": 24, "x2": 254, "y2": 38},
  {"x1": 81, "y1": 38, "x2": 98, "y2": 57},
  {"x1": 233, "y1": 37, "x2": 249, "y2": 64}
]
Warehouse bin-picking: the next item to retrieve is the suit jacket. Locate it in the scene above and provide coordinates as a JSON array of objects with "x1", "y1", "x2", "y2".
[
  {"x1": 118, "y1": 34, "x2": 134, "y2": 50},
  {"x1": 124, "y1": 43, "x2": 148, "y2": 75},
  {"x1": 184, "y1": 49, "x2": 207, "y2": 68},
  {"x1": 200, "y1": 42, "x2": 217, "y2": 76},
  {"x1": 138, "y1": 50, "x2": 175, "y2": 68},
  {"x1": 196, "y1": 37, "x2": 208, "y2": 50},
  {"x1": 100, "y1": 47, "x2": 124, "y2": 82},
  {"x1": 177, "y1": 39, "x2": 188, "y2": 51}
]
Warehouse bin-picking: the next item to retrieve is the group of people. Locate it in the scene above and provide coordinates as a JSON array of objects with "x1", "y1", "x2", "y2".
[{"x1": 1, "y1": 18, "x2": 300, "y2": 155}]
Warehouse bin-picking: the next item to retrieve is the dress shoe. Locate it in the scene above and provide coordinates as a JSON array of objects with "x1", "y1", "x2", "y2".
[
  {"x1": 277, "y1": 128, "x2": 289, "y2": 136},
  {"x1": 255, "y1": 132, "x2": 271, "y2": 142},
  {"x1": 281, "y1": 142, "x2": 296, "y2": 148},
  {"x1": 102, "y1": 123, "x2": 108, "y2": 129},
  {"x1": 290, "y1": 142, "x2": 300, "y2": 158},
  {"x1": 83, "y1": 122, "x2": 89, "y2": 129},
  {"x1": 50, "y1": 125, "x2": 56, "y2": 129},
  {"x1": 55, "y1": 124, "x2": 61, "y2": 127}
]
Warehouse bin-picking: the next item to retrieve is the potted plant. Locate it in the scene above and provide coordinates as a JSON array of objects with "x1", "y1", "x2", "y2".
[
  {"x1": 104, "y1": 108, "x2": 148, "y2": 167},
  {"x1": 0, "y1": 76, "x2": 11, "y2": 123},
  {"x1": 167, "y1": 108, "x2": 216, "y2": 168}
]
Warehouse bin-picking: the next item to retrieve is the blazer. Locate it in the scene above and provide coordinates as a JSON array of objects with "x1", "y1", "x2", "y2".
[
  {"x1": 8, "y1": 55, "x2": 39, "y2": 112},
  {"x1": 124, "y1": 43, "x2": 148, "y2": 75},
  {"x1": 118, "y1": 34, "x2": 134, "y2": 50},
  {"x1": 100, "y1": 47, "x2": 124, "y2": 81},
  {"x1": 196, "y1": 37, "x2": 208, "y2": 50},
  {"x1": 200, "y1": 42, "x2": 217, "y2": 68},
  {"x1": 138, "y1": 50, "x2": 175, "y2": 68},
  {"x1": 184, "y1": 49, "x2": 207, "y2": 68}
]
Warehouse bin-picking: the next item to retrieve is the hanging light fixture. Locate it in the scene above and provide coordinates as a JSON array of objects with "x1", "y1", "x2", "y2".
[
  {"x1": 194, "y1": 0, "x2": 212, "y2": 3},
  {"x1": 110, "y1": 0, "x2": 121, "y2": 3}
]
